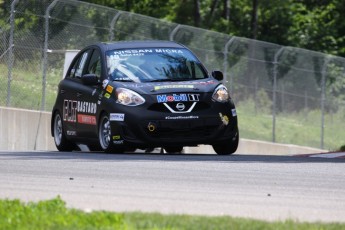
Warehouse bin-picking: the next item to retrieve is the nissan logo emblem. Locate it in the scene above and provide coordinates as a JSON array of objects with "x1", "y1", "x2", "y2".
[{"x1": 176, "y1": 103, "x2": 185, "y2": 111}]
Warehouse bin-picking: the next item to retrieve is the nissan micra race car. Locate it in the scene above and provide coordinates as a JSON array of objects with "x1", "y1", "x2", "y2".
[{"x1": 51, "y1": 41, "x2": 239, "y2": 154}]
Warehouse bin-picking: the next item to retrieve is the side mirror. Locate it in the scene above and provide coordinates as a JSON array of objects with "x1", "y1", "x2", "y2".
[
  {"x1": 212, "y1": 70, "x2": 223, "y2": 81},
  {"x1": 82, "y1": 74, "x2": 99, "y2": 85}
]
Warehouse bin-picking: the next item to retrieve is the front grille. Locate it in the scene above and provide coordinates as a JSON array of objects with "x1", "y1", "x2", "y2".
[
  {"x1": 147, "y1": 101, "x2": 210, "y2": 113},
  {"x1": 144, "y1": 118, "x2": 220, "y2": 140}
]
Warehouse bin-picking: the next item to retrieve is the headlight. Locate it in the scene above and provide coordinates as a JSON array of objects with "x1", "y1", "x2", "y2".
[
  {"x1": 212, "y1": 84, "x2": 230, "y2": 102},
  {"x1": 116, "y1": 88, "x2": 145, "y2": 106}
]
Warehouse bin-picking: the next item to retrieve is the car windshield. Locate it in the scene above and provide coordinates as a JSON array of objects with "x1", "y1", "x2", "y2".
[{"x1": 106, "y1": 48, "x2": 208, "y2": 83}]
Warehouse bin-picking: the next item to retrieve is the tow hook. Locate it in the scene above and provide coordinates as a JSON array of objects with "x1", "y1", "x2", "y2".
[{"x1": 147, "y1": 122, "x2": 156, "y2": 132}]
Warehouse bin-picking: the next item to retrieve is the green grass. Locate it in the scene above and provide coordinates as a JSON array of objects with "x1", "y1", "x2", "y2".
[
  {"x1": 236, "y1": 99, "x2": 345, "y2": 151},
  {"x1": 0, "y1": 63, "x2": 59, "y2": 111},
  {"x1": 0, "y1": 197, "x2": 344, "y2": 230}
]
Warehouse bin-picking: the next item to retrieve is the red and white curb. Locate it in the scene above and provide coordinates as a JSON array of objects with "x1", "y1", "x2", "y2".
[{"x1": 296, "y1": 152, "x2": 345, "y2": 159}]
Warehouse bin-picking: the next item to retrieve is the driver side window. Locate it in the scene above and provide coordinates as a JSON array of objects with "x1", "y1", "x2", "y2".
[
  {"x1": 68, "y1": 50, "x2": 90, "y2": 79},
  {"x1": 87, "y1": 49, "x2": 102, "y2": 81}
]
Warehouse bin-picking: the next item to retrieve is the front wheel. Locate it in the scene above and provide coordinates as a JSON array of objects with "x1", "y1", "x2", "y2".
[
  {"x1": 98, "y1": 113, "x2": 124, "y2": 153},
  {"x1": 53, "y1": 112, "x2": 77, "y2": 151},
  {"x1": 212, "y1": 133, "x2": 239, "y2": 155}
]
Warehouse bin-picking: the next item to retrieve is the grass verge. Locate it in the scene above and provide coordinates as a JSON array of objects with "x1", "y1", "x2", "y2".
[{"x1": 0, "y1": 197, "x2": 345, "y2": 230}]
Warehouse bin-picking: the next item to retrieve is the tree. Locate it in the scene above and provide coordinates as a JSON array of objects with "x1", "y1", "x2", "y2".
[{"x1": 250, "y1": 0, "x2": 258, "y2": 39}]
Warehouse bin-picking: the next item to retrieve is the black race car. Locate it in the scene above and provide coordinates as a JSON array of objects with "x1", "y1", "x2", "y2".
[{"x1": 51, "y1": 40, "x2": 239, "y2": 155}]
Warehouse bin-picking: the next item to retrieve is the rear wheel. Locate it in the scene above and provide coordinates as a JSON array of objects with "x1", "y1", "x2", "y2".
[
  {"x1": 99, "y1": 113, "x2": 124, "y2": 153},
  {"x1": 53, "y1": 112, "x2": 77, "y2": 151},
  {"x1": 212, "y1": 133, "x2": 239, "y2": 155},
  {"x1": 164, "y1": 146, "x2": 183, "y2": 154}
]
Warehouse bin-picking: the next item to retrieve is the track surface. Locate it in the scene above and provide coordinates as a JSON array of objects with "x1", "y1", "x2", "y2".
[{"x1": 0, "y1": 151, "x2": 344, "y2": 223}]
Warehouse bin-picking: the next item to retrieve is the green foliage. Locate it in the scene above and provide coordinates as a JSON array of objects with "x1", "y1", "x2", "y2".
[
  {"x1": 0, "y1": 197, "x2": 125, "y2": 230},
  {"x1": 1, "y1": 197, "x2": 345, "y2": 230},
  {"x1": 2, "y1": 0, "x2": 345, "y2": 56},
  {"x1": 287, "y1": 1, "x2": 345, "y2": 56},
  {"x1": 339, "y1": 145, "x2": 345, "y2": 151}
]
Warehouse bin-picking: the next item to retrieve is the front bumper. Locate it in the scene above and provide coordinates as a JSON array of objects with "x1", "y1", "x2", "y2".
[{"x1": 109, "y1": 104, "x2": 238, "y2": 148}]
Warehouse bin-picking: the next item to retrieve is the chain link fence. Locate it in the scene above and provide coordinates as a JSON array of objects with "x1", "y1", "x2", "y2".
[{"x1": 1, "y1": 0, "x2": 345, "y2": 150}]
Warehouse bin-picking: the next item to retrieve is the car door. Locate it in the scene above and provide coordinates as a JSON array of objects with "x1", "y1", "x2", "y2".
[
  {"x1": 60, "y1": 49, "x2": 92, "y2": 137},
  {"x1": 75, "y1": 48, "x2": 103, "y2": 138}
]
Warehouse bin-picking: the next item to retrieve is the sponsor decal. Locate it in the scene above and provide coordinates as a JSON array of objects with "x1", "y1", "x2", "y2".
[
  {"x1": 110, "y1": 113, "x2": 125, "y2": 121},
  {"x1": 63, "y1": 100, "x2": 97, "y2": 123},
  {"x1": 77, "y1": 114, "x2": 97, "y2": 125},
  {"x1": 157, "y1": 94, "x2": 187, "y2": 103},
  {"x1": 102, "y1": 79, "x2": 109, "y2": 89},
  {"x1": 104, "y1": 93, "x2": 111, "y2": 99},
  {"x1": 154, "y1": 85, "x2": 194, "y2": 91},
  {"x1": 109, "y1": 49, "x2": 184, "y2": 58},
  {"x1": 113, "y1": 140, "x2": 124, "y2": 145},
  {"x1": 63, "y1": 100, "x2": 77, "y2": 122},
  {"x1": 156, "y1": 94, "x2": 200, "y2": 103},
  {"x1": 219, "y1": 113, "x2": 229, "y2": 126},
  {"x1": 231, "y1": 109, "x2": 237, "y2": 117},
  {"x1": 197, "y1": 80, "x2": 216, "y2": 85},
  {"x1": 106, "y1": 85, "x2": 113, "y2": 93},
  {"x1": 66, "y1": 130, "x2": 76, "y2": 136},
  {"x1": 188, "y1": 94, "x2": 200, "y2": 101},
  {"x1": 77, "y1": 101, "x2": 97, "y2": 114},
  {"x1": 165, "y1": 116, "x2": 199, "y2": 120},
  {"x1": 112, "y1": 135, "x2": 121, "y2": 140}
]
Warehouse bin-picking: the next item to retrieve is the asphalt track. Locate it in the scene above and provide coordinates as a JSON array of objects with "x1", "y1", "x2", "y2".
[{"x1": 0, "y1": 150, "x2": 344, "y2": 223}]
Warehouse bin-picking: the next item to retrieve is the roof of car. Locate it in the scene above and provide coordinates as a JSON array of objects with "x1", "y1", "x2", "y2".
[{"x1": 96, "y1": 40, "x2": 186, "y2": 51}]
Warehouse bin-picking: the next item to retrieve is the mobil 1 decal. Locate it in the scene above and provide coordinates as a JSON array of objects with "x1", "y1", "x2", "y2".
[
  {"x1": 63, "y1": 100, "x2": 97, "y2": 125},
  {"x1": 156, "y1": 93, "x2": 200, "y2": 103}
]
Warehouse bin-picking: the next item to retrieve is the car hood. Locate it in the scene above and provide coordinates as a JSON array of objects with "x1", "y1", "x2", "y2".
[{"x1": 114, "y1": 78, "x2": 220, "y2": 95}]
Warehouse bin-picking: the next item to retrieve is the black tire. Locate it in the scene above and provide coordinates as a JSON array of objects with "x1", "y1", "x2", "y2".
[
  {"x1": 164, "y1": 146, "x2": 183, "y2": 154},
  {"x1": 53, "y1": 112, "x2": 77, "y2": 151},
  {"x1": 98, "y1": 113, "x2": 124, "y2": 153},
  {"x1": 212, "y1": 133, "x2": 239, "y2": 155}
]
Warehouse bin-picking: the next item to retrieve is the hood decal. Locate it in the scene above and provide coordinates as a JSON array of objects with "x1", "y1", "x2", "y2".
[{"x1": 154, "y1": 84, "x2": 194, "y2": 91}]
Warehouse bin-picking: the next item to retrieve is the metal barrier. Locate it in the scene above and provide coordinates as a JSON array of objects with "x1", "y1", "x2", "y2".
[{"x1": 1, "y1": 0, "x2": 345, "y2": 150}]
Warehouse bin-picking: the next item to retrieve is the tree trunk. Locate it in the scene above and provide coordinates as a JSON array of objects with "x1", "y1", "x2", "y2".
[
  {"x1": 194, "y1": 0, "x2": 201, "y2": 27},
  {"x1": 125, "y1": 0, "x2": 131, "y2": 12},
  {"x1": 223, "y1": 0, "x2": 230, "y2": 20},
  {"x1": 250, "y1": 0, "x2": 258, "y2": 39},
  {"x1": 207, "y1": 0, "x2": 220, "y2": 28}
]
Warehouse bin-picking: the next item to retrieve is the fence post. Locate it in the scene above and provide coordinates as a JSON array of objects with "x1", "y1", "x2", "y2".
[
  {"x1": 223, "y1": 36, "x2": 235, "y2": 92},
  {"x1": 272, "y1": 47, "x2": 285, "y2": 143},
  {"x1": 42, "y1": 0, "x2": 59, "y2": 111},
  {"x1": 108, "y1": 11, "x2": 122, "y2": 41},
  {"x1": 6, "y1": 0, "x2": 19, "y2": 107},
  {"x1": 169, "y1": 24, "x2": 181, "y2": 41},
  {"x1": 320, "y1": 56, "x2": 330, "y2": 149}
]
